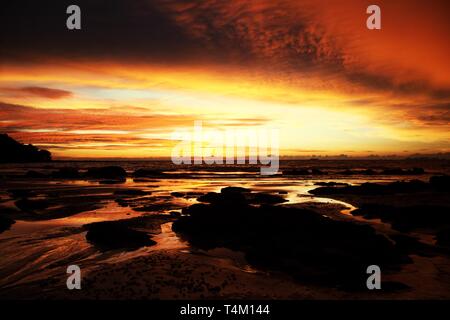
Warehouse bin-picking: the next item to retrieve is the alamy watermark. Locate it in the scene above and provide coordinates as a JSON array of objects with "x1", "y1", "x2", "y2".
[
  {"x1": 66, "y1": 264, "x2": 81, "y2": 290},
  {"x1": 366, "y1": 265, "x2": 381, "y2": 290},
  {"x1": 66, "y1": 4, "x2": 381, "y2": 31},
  {"x1": 171, "y1": 121, "x2": 279, "y2": 175}
]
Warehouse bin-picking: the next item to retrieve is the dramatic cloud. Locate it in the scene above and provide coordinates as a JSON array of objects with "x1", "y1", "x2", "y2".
[
  {"x1": 1, "y1": 0, "x2": 449, "y2": 97},
  {"x1": 0, "y1": 0, "x2": 448, "y2": 157},
  {"x1": 0, "y1": 86, "x2": 73, "y2": 99}
]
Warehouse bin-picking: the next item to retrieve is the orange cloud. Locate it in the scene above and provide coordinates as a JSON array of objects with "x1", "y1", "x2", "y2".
[
  {"x1": 0, "y1": 1, "x2": 448, "y2": 157},
  {"x1": 0, "y1": 86, "x2": 73, "y2": 99}
]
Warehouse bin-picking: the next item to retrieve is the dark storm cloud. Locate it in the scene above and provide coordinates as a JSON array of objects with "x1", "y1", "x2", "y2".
[
  {"x1": 0, "y1": 0, "x2": 343, "y2": 67},
  {"x1": 156, "y1": 0, "x2": 344, "y2": 67},
  {"x1": 0, "y1": 0, "x2": 204, "y2": 63},
  {"x1": 346, "y1": 72, "x2": 450, "y2": 100},
  {"x1": 1, "y1": 0, "x2": 449, "y2": 102}
]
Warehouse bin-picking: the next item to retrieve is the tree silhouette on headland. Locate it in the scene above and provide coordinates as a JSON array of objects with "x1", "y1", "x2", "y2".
[{"x1": 0, "y1": 133, "x2": 51, "y2": 163}]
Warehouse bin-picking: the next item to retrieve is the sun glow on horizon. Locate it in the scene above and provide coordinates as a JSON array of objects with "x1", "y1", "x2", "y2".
[{"x1": 0, "y1": 61, "x2": 449, "y2": 158}]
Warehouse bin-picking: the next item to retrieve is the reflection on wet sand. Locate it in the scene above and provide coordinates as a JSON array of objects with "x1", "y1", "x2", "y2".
[{"x1": 0, "y1": 160, "x2": 449, "y2": 299}]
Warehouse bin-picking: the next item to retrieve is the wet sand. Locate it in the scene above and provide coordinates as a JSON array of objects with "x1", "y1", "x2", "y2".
[{"x1": 0, "y1": 160, "x2": 449, "y2": 299}]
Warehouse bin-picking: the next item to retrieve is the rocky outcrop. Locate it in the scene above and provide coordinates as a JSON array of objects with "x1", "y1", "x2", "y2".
[
  {"x1": 133, "y1": 169, "x2": 164, "y2": 178},
  {"x1": 0, "y1": 134, "x2": 51, "y2": 163},
  {"x1": 173, "y1": 189, "x2": 411, "y2": 290},
  {"x1": 51, "y1": 167, "x2": 80, "y2": 179},
  {"x1": 86, "y1": 166, "x2": 127, "y2": 180},
  {"x1": 309, "y1": 177, "x2": 449, "y2": 196},
  {"x1": 0, "y1": 216, "x2": 15, "y2": 233},
  {"x1": 85, "y1": 221, "x2": 156, "y2": 250}
]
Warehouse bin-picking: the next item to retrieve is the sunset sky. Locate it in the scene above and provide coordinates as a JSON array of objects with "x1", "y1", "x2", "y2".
[{"x1": 1, "y1": 0, "x2": 449, "y2": 158}]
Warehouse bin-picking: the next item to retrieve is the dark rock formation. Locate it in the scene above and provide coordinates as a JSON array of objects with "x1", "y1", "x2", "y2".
[
  {"x1": 8, "y1": 189, "x2": 35, "y2": 198},
  {"x1": 0, "y1": 216, "x2": 15, "y2": 233},
  {"x1": 333, "y1": 168, "x2": 425, "y2": 176},
  {"x1": 85, "y1": 221, "x2": 155, "y2": 250},
  {"x1": 113, "y1": 189, "x2": 150, "y2": 196},
  {"x1": 390, "y1": 234, "x2": 438, "y2": 257},
  {"x1": 25, "y1": 170, "x2": 47, "y2": 178},
  {"x1": 311, "y1": 168, "x2": 327, "y2": 175},
  {"x1": 133, "y1": 169, "x2": 164, "y2": 178},
  {"x1": 51, "y1": 167, "x2": 80, "y2": 179},
  {"x1": 197, "y1": 187, "x2": 286, "y2": 206},
  {"x1": 86, "y1": 166, "x2": 127, "y2": 180},
  {"x1": 0, "y1": 133, "x2": 51, "y2": 163},
  {"x1": 173, "y1": 189, "x2": 411, "y2": 290},
  {"x1": 314, "y1": 182, "x2": 350, "y2": 187},
  {"x1": 283, "y1": 168, "x2": 327, "y2": 175},
  {"x1": 436, "y1": 228, "x2": 450, "y2": 248},
  {"x1": 197, "y1": 192, "x2": 225, "y2": 203},
  {"x1": 309, "y1": 177, "x2": 450, "y2": 235},
  {"x1": 220, "y1": 186, "x2": 250, "y2": 194},
  {"x1": 248, "y1": 192, "x2": 287, "y2": 204},
  {"x1": 283, "y1": 169, "x2": 310, "y2": 175},
  {"x1": 340, "y1": 169, "x2": 357, "y2": 175},
  {"x1": 381, "y1": 168, "x2": 425, "y2": 175},
  {"x1": 15, "y1": 199, "x2": 50, "y2": 212},
  {"x1": 363, "y1": 169, "x2": 376, "y2": 175},
  {"x1": 351, "y1": 204, "x2": 450, "y2": 232},
  {"x1": 310, "y1": 179, "x2": 438, "y2": 196},
  {"x1": 429, "y1": 175, "x2": 450, "y2": 191}
]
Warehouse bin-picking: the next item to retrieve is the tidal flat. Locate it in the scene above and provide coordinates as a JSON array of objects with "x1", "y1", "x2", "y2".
[{"x1": 0, "y1": 159, "x2": 449, "y2": 299}]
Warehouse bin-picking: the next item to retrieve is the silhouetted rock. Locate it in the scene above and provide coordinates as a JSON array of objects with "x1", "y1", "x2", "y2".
[
  {"x1": 114, "y1": 189, "x2": 150, "y2": 196},
  {"x1": 351, "y1": 204, "x2": 450, "y2": 232},
  {"x1": 340, "y1": 169, "x2": 357, "y2": 175},
  {"x1": 86, "y1": 166, "x2": 126, "y2": 179},
  {"x1": 50, "y1": 167, "x2": 80, "y2": 179},
  {"x1": 390, "y1": 234, "x2": 437, "y2": 257},
  {"x1": 133, "y1": 169, "x2": 164, "y2": 178},
  {"x1": 248, "y1": 193, "x2": 287, "y2": 204},
  {"x1": 99, "y1": 179, "x2": 126, "y2": 184},
  {"x1": 197, "y1": 192, "x2": 230, "y2": 204},
  {"x1": 173, "y1": 197, "x2": 410, "y2": 290},
  {"x1": 15, "y1": 199, "x2": 50, "y2": 212},
  {"x1": 8, "y1": 189, "x2": 35, "y2": 198},
  {"x1": 314, "y1": 182, "x2": 350, "y2": 187},
  {"x1": 311, "y1": 168, "x2": 327, "y2": 175},
  {"x1": 170, "y1": 192, "x2": 185, "y2": 198},
  {"x1": 0, "y1": 216, "x2": 15, "y2": 233},
  {"x1": 381, "y1": 167, "x2": 425, "y2": 175},
  {"x1": 436, "y1": 228, "x2": 450, "y2": 248},
  {"x1": 429, "y1": 175, "x2": 450, "y2": 191},
  {"x1": 411, "y1": 167, "x2": 425, "y2": 174},
  {"x1": 198, "y1": 189, "x2": 286, "y2": 206},
  {"x1": 220, "y1": 186, "x2": 250, "y2": 194},
  {"x1": 25, "y1": 170, "x2": 47, "y2": 178},
  {"x1": 283, "y1": 169, "x2": 310, "y2": 175},
  {"x1": 311, "y1": 177, "x2": 450, "y2": 197},
  {"x1": 381, "y1": 168, "x2": 405, "y2": 175},
  {"x1": 363, "y1": 169, "x2": 376, "y2": 175},
  {"x1": 169, "y1": 211, "x2": 181, "y2": 217},
  {"x1": 309, "y1": 177, "x2": 450, "y2": 235},
  {"x1": 0, "y1": 133, "x2": 51, "y2": 163},
  {"x1": 85, "y1": 221, "x2": 156, "y2": 250},
  {"x1": 310, "y1": 180, "x2": 429, "y2": 196},
  {"x1": 283, "y1": 168, "x2": 328, "y2": 176}
]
